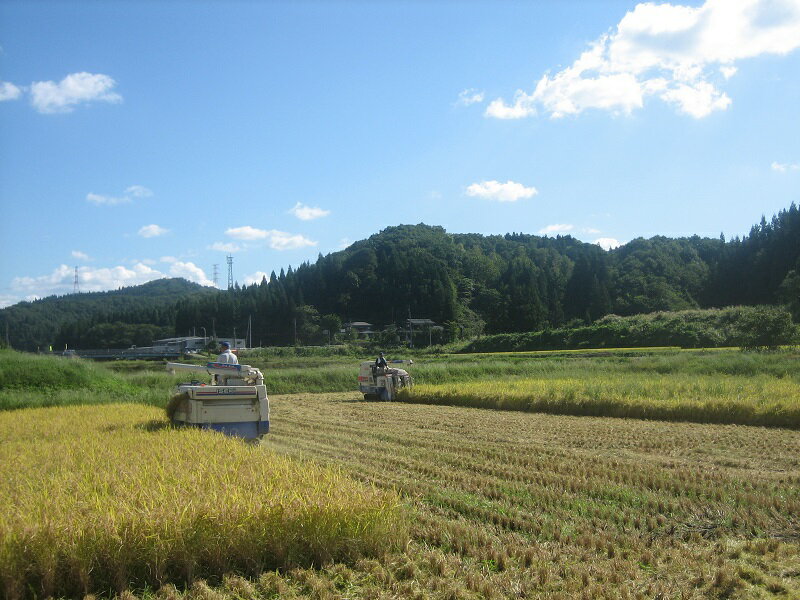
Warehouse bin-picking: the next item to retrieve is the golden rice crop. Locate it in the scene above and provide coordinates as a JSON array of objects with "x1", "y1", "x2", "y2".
[
  {"x1": 0, "y1": 404, "x2": 407, "y2": 599},
  {"x1": 400, "y1": 373, "x2": 800, "y2": 427}
]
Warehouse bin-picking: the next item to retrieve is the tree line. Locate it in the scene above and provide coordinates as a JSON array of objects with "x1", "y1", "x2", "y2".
[{"x1": 2, "y1": 203, "x2": 799, "y2": 351}]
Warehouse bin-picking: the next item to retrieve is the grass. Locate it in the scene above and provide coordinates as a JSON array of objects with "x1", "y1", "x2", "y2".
[
  {"x1": 0, "y1": 404, "x2": 407, "y2": 599},
  {"x1": 0, "y1": 350, "x2": 180, "y2": 410}
]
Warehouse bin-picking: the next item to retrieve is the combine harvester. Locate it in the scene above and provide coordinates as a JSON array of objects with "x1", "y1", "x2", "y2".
[
  {"x1": 166, "y1": 361, "x2": 269, "y2": 439},
  {"x1": 358, "y1": 359, "x2": 413, "y2": 401}
]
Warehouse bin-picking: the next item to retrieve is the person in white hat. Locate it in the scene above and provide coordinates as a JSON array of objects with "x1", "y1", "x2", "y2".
[{"x1": 216, "y1": 340, "x2": 239, "y2": 365}]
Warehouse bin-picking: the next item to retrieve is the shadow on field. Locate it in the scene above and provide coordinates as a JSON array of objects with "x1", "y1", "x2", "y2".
[{"x1": 135, "y1": 419, "x2": 173, "y2": 432}]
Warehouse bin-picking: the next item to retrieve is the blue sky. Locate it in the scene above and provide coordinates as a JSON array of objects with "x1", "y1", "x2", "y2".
[{"x1": 1, "y1": 0, "x2": 799, "y2": 307}]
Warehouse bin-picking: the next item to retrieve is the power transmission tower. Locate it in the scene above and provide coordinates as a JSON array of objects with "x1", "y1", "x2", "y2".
[
  {"x1": 212, "y1": 264, "x2": 219, "y2": 288},
  {"x1": 226, "y1": 255, "x2": 234, "y2": 290},
  {"x1": 73, "y1": 266, "x2": 80, "y2": 293}
]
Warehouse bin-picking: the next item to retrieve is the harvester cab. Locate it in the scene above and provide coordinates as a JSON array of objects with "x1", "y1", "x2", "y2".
[
  {"x1": 358, "y1": 359, "x2": 413, "y2": 401},
  {"x1": 165, "y1": 362, "x2": 269, "y2": 439}
]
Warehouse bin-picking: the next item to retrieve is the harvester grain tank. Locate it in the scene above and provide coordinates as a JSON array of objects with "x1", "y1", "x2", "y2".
[
  {"x1": 166, "y1": 361, "x2": 269, "y2": 439},
  {"x1": 358, "y1": 359, "x2": 413, "y2": 401}
]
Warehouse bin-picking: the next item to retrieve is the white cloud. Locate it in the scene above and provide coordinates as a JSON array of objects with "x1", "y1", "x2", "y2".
[
  {"x1": 466, "y1": 180, "x2": 538, "y2": 202},
  {"x1": 339, "y1": 238, "x2": 353, "y2": 249},
  {"x1": 267, "y1": 230, "x2": 317, "y2": 250},
  {"x1": 582, "y1": 227, "x2": 602, "y2": 234},
  {"x1": 226, "y1": 226, "x2": 269, "y2": 240},
  {"x1": 138, "y1": 224, "x2": 169, "y2": 238},
  {"x1": 244, "y1": 271, "x2": 269, "y2": 285},
  {"x1": 226, "y1": 226, "x2": 317, "y2": 250},
  {"x1": 125, "y1": 185, "x2": 153, "y2": 198},
  {"x1": 209, "y1": 242, "x2": 242, "y2": 252},
  {"x1": 71, "y1": 250, "x2": 90, "y2": 261},
  {"x1": 289, "y1": 202, "x2": 331, "y2": 221},
  {"x1": 10, "y1": 263, "x2": 160, "y2": 298},
  {"x1": 5, "y1": 260, "x2": 214, "y2": 305},
  {"x1": 456, "y1": 88, "x2": 485, "y2": 106},
  {"x1": 0, "y1": 81, "x2": 22, "y2": 101},
  {"x1": 86, "y1": 192, "x2": 130, "y2": 206},
  {"x1": 538, "y1": 224, "x2": 574, "y2": 235},
  {"x1": 487, "y1": 0, "x2": 800, "y2": 120},
  {"x1": 168, "y1": 261, "x2": 214, "y2": 286},
  {"x1": 595, "y1": 237, "x2": 622, "y2": 250},
  {"x1": 160, "y1": 256, "x2": 178, "y2": 264},
  {"x1": 0, "y1": 295, "x2": 19, "y2": 309},
  {"x1": 485, "y1": 92, "x2": 537, "y2": 119},
  {"x1": 86, "y1": 184, "x2": 152, "y2": 206},
  {"x1": 30, "y1": 72, "x2": 122, "y2": 114},
  {"x1": 772, "y1": 161, "x2": 800, "y2": 172}
]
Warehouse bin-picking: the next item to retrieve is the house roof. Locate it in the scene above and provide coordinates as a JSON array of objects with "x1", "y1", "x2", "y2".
[{"x1": 407, "y1": 318, "x2": 436, "y2": 326}]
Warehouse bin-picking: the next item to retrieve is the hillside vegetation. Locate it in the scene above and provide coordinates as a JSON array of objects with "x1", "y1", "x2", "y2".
[
  {"x1": 2, "y1": 203, "x2": 800, "y2": 350},
  {"x1": 460, "y1": 305, "x2": 798, "y2": 352},
  {"x1": 0, "y1": 278, "x2": 215, "y2": 351}
]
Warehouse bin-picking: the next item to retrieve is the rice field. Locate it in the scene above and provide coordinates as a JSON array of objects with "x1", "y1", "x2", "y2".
[
  {"x1": 0, "y1": 404, "x2": 407, "y2": 599},
  {"x1": 258, "y1": 392, "x2": 800, "y2": 599},
  {"x1": 400, "y1": 373, "x2": 800, "y2": 427},
  {"x1": 2, "y1": 348, "x2": 800, "y2": 598}
]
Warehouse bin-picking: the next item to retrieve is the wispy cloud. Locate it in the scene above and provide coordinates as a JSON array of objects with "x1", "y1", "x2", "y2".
[
  {"x1": 125, "y1": 185, "x2": 153, "y2": 198},
  {"x1": 226, "y1": 226, "x2": 317, "y2": 250},
  {"x1": 209, "y1": 242, "x2": 242, "y2": 253},
  {"x1": 30, "y1": 72, "x2": 122, "y2": 114},
  {"x1": 71, "y1": 250, "x2": 90, "y2": 261},
  {"x1": 486, "y1": 0, "x2": 800, "y2": 120},
  {"x1": 772, "y1": 161, "x2": 800, "y2": 173},
  {"x1": 138, "y1": 224, "x2": 169, "y2": 238},
  {"x1": 466, "y1": 180, "x2": 538, "y2": 202},
  {"x1": 538, "y1": 224, "x2": 574, "y2": 235},
  {"x1": 289, "y1": 202, "x2": 331, "y2": 221},
  {"x1": 456, "y1": 88, "x2": 485, "y2": 106},
  {"x1": 86, "y1": 185, "x2": 152, "y2": 206}
]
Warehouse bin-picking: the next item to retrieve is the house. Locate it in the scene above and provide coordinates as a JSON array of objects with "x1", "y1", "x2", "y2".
[{"x1": 343, "y1": 321, "x2": 376, "y2": 339}]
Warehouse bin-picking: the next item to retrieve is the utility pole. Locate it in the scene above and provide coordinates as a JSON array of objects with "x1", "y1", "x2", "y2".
[
  {"x1": 212, "y1": 264, "x2": 219, "y2": 288},
  {"x1": 226, "y1": 255, "x2": 234, "y2": 290},
  {"x1": 73, "y1": 266, "x2": 80, "y2": 293}
]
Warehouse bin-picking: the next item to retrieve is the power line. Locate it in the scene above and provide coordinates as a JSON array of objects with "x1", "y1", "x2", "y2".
[{"x1": 212, "y1": 264, "x2": 219, "y2": 288}]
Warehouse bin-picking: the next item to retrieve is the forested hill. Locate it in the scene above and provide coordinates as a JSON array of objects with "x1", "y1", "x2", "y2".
[
  {"x1": 173, "y1": 203, "x2": 800, "y2": 347},
  {"x1": 0, "y1": 278, "x2": 216, "y2": 351},
  {"x1": 3, "y1": 203, "x2": 800, "y2": 350}
]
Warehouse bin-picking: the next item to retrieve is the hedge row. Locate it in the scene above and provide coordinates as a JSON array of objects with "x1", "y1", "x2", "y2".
[{"x1": 461, "y1": 306, "x2": 798, "y2": 353}]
